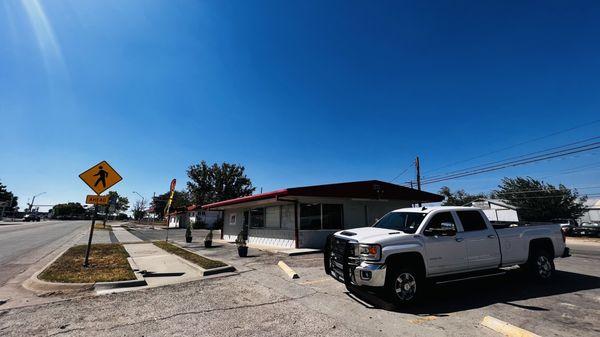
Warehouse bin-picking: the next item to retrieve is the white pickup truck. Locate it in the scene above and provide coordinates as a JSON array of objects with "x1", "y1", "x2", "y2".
[{"x1": 324, "y1": 206, "x2": 570, "y2": 305}]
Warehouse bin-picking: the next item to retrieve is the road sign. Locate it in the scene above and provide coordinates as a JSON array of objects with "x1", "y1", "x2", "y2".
[
  {"x1": 86, "y1": 195, "x2": 109, "y2": 205},
  {"x1": 79, "y1": 161, "x2": 122, "y2": 195}
]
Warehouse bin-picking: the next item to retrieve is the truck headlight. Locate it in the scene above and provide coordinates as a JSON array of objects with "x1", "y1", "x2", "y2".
[{"x1": 358, "y1": 244, "x2": 381, "y2": 261}]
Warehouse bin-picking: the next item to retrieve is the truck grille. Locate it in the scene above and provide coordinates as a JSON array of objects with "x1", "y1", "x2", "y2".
[{"x1": 328, "y1": 236, "x2": 359, "y2": 284}]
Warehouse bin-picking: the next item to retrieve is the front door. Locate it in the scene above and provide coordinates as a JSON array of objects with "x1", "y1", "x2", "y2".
[{"x1": 422, "y1": 211, "x2": 468, "y2": 276}]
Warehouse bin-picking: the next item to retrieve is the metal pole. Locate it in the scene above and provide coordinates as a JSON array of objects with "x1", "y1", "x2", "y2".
[
  {"x1": 165, "y1": 215, "x2": 170, "y2": 242},
  {"x1": 416, "y1": 156, "x2": 422, "y2": 207},
  {"x1": 29, "y1": 195, "x2": 36, "y2": 213},
  {"x1": 102, "y1": 205, "x2": 109, "y2": 229},
  {"x1": 83, "y1": 204, "x2": 98, "y2": 268}
]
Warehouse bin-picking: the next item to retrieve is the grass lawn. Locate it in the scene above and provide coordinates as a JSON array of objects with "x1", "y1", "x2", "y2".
[
  {"x1": 93, "y1": 222, "x2": 111, "y2": 230},
  {"x1": 153, "y1": 241, "x2": 227, "y2": 269},
  {"x1": 39, "y1": 244, "x2": 135, "y2": 283}
]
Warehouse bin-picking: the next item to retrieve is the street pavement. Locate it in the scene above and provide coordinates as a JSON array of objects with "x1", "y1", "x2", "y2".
[
  {"x1": 0, "y1": 220, "x2": 114, "y2": 308},
  {"x1": 0, "y1": 220, "x2": 98, "y2": 287},
  {"x1": 0, "y1": 226, "x2": 599, "y2": 336}
]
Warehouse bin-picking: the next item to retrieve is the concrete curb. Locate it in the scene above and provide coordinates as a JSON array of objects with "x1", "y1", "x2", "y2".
[
  {"x1": 167, "y1": 242, "x2": 238, "y2": 277},
  {"x1": 22, "y1": 245, "x2": 94, "y2": 293},
  {"x1": 23, "y1": 244, "x2": 147, "y2": 294},
  {"x1": 277, "y1": 261, "x2": 299, "y2": 279},
  {"x1": 481, "y1": 316, "x2": 541, "y2": 337}
]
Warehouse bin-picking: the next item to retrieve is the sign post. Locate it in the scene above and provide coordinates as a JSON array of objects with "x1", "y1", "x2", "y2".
[
  {"x1": 164, "y1": 179, "x2": 176, "y2": 242},
  {"x1": 79, "y1": 161, "x2": 122, "y2": 268}
]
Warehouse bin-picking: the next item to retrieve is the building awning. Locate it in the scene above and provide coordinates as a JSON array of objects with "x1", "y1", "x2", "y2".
[{"x1": 202, "y1": 180, "x2": 443, "y2": 210}]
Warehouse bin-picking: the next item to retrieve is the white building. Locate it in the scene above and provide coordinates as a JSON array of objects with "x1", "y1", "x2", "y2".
[
  {"x1": 579, "y1": 199, "x2": 600, "y2": 223},
  {"x1": 467, "y1": 199, "x2": 519, "y2": 222},
  {"x1": 168, "y1": 205, "x2": 221, "y2": 228},
  {"x1": 202, "y1": 180, "x2": 443, "y2": 249}
]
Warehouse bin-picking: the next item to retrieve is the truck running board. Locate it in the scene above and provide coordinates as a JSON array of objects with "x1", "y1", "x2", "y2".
[{"x1": 434, "y1": 271, "x2": 506, "y2": 285}]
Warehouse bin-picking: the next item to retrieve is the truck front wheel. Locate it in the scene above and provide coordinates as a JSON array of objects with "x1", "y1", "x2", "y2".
[
  {"x1": 385, "y1": 266, "x2": 420, "y2": 306},
  {"x1": 527, "y1": 249, "x2": 555, "y2": 281}
]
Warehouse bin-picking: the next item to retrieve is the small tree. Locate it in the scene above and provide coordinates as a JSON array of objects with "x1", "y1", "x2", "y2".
[
  {"x1": 132, "y1": 199, "x2": 147, "y2": 221},
  {"x1": 494, "y1": 177, "x2": 587, "y2": 222},
  {"x1": 52, "y1": 202, "x2": 86, "y2": 218},
  {"x1": 150, "y1": 190, "x2": 191, "y2": 220},
  {"x1": 439, "y1": 186, "x2": 488, "y2": 206}
]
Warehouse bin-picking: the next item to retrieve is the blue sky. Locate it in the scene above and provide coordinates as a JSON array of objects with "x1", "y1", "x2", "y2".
[{"x1": 1, "y1": 0, "x2": 599, "y2": 211}]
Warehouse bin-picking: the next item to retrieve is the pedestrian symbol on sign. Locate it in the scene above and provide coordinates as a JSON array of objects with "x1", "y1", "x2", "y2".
[
  {"x1": 79, "y1": 161, "x2": 122, "y2": 195},
  {"x1": 94, "y1": 166, "x2": 109, "y2": 188}
]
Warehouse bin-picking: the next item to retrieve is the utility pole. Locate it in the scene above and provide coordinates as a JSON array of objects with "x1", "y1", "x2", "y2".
[
  {"x1": 415, "y1": 156, "x2": 422, "y2": 207},
  {"x1": 28, "y1": 192, "x2": 46, "y2": 213}
]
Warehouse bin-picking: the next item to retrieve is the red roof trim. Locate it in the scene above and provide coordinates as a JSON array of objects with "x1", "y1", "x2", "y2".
[
  {"x1": 201, "y1": 189, "x2": 288, "y2": 209},
  {"x1": 201, "y1": 180, "x2": 443, "y2": 209}
]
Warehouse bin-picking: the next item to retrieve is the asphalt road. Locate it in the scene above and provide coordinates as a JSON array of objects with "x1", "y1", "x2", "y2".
[
  {"x1": 1, "y1": 227, "x2": 599, "y2": 336},
  {"x1": 0, "y1": 221, "x2": 90, "y2": 287}
]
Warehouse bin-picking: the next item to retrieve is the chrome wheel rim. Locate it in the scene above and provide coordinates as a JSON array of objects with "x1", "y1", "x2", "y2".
[
  {"x1": 536, "y1": 255, "x2": 552, "y2": 278},
  {"x1": 394, "y1": 273, "x2": 417, "y2": 301}
]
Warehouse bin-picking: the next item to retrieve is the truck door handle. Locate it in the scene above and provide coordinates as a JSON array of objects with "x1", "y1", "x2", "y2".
[
  {"x1": 455, "y1": 237, "x2": 464, "y2": 242},
  {"x1": 487, "y1": 235, "x2": 496, "y2": 239}
]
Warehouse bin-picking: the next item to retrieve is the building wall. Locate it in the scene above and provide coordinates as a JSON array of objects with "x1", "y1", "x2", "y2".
[
  {"x1": 221, "y1": 197, "x2": 412, "y2": 248},
  {"x1": 579, "y1": 209, "x2": 600, "y2": 223}
]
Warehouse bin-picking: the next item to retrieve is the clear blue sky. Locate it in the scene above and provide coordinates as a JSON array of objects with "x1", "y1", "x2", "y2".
[{"x1": 1, "y1": 0, "x2": 599, "y2": 211}]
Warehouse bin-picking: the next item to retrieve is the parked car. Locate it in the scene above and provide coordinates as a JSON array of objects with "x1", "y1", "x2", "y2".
[
  {"x1": 23, "y1": 214, "x2": 41, "y2": 222},
  {"x1": 572, "y1": 222, "x2": 600, "y2": 237},
  {"x1": 552, "y1": 219, "x2": 578, "y2": 236},
  {"x1": 324, "y1": 206, "x2": 569, "y2": 306}
]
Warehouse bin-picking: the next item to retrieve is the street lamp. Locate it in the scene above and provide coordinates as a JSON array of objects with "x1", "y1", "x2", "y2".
[
  {"x1": 29, "y1": 192, "x2": 46, "y2": 213},
  {"x1": 132, "y1": 191, "x2": 145, "y2": 223}
]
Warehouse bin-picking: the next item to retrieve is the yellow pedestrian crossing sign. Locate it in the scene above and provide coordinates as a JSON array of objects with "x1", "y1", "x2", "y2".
[{"x1": 79, "y1": 160, "x2": 122, "y2": 195}]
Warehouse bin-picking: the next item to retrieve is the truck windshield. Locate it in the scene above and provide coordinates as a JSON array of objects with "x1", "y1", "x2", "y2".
[{"x1": 372, "y1": 212, "x2": 426, "y2": 234}]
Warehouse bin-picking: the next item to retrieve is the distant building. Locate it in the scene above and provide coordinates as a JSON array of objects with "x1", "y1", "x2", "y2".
[
  {"x1": 466, "y1": 199, "x2": 519, "y2": 222},
  {"x1": 168, "y1": 205, "x2": 220, "y2": 228},
  {"x1": 579, "y1": 199, "x2": 600, "y2": 223},
  {"x1": 202, "y1": 180, "x2": 443, "y2": 249}
]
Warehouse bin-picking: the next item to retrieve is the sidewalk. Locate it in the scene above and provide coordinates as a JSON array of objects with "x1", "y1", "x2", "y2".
[
  {"x1": 121, "y1": 243, "x2": 205, "y2": 288},
  {"x1": 111, "y1": 224, "x2": 144, "y2": 243}
]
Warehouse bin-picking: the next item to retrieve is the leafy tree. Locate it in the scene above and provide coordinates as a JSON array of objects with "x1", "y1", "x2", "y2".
[
  {"x1": 132, "y1": 199, "x2": 147, "y2": 221},
  {"x1": 187, "y1": 161, "x2": 255, "y2": 206},
  {"x1": 439, "y1": 186, "x2": 488, "y2": 206},
  {"x1": 107, "y1": 191, "x2": 129, "y2": 214},
  {"x1": 52, "y1": 202, "x2": 86, "y2": 218},
  {"x1": 0, "y1": 180, "x2": 19, "y2": 215},
  {"x1": 150, "y1": 190, "x2": 191, "y2": 219},
  {"x1": 494, "y1": 177, "x2": 587, "y2": 221}
]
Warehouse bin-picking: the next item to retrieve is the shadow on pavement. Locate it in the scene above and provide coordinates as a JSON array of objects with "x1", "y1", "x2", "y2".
[{"x1": 345, "y1": 269, "x2": 600, "y2": 315}]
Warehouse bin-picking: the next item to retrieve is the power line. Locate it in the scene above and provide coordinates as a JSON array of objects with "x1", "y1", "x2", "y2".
[
  {"x1": 390, "y1": 162, "x2": 414, "y2": 183},
  {"x1": 424, "y1": 135, "x2": 600, "y2": 181},
  {"x1": 424, "y1": 118, "x2": 600, "y2": 175},
  {"x1": 421, "y1": 142, "x2": 600, "y2": 185}
]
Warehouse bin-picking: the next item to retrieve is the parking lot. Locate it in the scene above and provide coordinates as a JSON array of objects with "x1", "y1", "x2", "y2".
[{"x1": 1, "y1": 227, "x2": 599, "y2": 336}]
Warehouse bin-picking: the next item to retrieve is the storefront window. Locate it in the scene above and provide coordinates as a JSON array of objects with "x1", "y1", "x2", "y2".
[
  {"x1": 300, "y1": 203, "x2": 321, "y2": 230},
  {"x1": 265, "y1": 206, "x2": 280, "y2": 228},
  {"x1": 323, "y1": 204, "x2": 343, "y2": 229},
  {"x1": 281, "y1": 204, "x2": 295, "y2": 229},
  {"x1": 250, "y1": 208, "x2": 265, "y2": 228}
]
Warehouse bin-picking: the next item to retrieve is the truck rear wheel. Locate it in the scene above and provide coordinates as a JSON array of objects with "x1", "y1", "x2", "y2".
[
  {"x1": 527, "y1": 248, "x2": 555, "y2": 281},
  {"x1": 385, "y1": 266, "x2": 420, "y2": 306}
]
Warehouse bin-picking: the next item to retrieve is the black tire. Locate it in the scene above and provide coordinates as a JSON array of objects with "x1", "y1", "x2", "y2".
[
  {"x1": 526, "y1": 248, "x2": 555, "y2": 281},
  {"x1": 384, "y1": 266, "x2": 421, "y2": 306}
]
